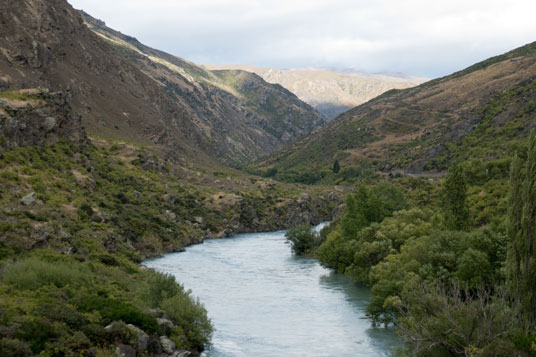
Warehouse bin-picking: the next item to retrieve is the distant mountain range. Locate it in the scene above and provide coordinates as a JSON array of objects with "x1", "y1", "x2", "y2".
[{"x1": 204, "y1": 64, "x2": 428, "y2": 119}]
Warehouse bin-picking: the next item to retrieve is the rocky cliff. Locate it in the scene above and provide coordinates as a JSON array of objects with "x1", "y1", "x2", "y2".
[
  {"x1": 0, "y1": 0, "x2": 211, "y2": 161},
  {"x1": 0, "y1": 88, "x2": 87, "y2": 148}
]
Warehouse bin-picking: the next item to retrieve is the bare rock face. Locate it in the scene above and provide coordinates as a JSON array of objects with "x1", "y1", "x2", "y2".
[{"x1": 0, "y1": 89, "x2": 88, "y2": 148}]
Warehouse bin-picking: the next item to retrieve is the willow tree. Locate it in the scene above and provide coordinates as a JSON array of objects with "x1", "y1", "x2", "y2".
[{"x1": 508, "y1": 131, "x2": 536, "y2": 323}]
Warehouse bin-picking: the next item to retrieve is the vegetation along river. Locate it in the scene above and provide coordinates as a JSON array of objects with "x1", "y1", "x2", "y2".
[{"x1": 144, "y1": 223, "x2": 402, "y2": 356}]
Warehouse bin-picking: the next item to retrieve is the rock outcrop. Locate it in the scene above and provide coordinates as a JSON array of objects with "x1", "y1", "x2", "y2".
[
  {"x1": 105, "y1": 321, "x2": 191, "y2": 357},
  {"x1": 0, "y1": 89, "x2": 88, "y2": 148}
]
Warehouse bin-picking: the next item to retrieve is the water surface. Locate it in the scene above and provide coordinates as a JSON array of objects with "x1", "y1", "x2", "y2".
[{"x1": 144, "y1": 225, "x2": 401, "y2": 356}]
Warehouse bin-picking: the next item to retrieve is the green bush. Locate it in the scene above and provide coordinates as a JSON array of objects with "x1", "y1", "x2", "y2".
[
  {"x1": 0, "y1": 338, "x2": 32, "y2": 357},
  {"x1": 75, "y1": 295, "x2": 158, "y2": 333},
  {"x1": 161, "y1": 293, "x2": 213, "y2": 351},
  {"x1": 142, "y1": 271, "x2": 184, "y2": 308},
  {"x1": 285, "y1": 224, "x2": 322, "y2": 255},
  {"x1": 3, "y1": 257, "x2": 92, "y2": 290},
  {"x1": 397, "y1": 284, "x2": 526, "y2": 357}
]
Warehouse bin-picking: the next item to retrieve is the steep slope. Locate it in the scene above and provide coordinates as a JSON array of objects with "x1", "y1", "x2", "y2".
[
  {"x1": 254, "y1": 42, "x2": 536, "y2": 179},
  {"x1": 81, "y1": 12, "x2": 327, "y2": 165},
  {"x1": 205, "y1": 64, "x2": 428, "y2": 119},
  {"x1": 0, "y1": 0, "x2": 208, "y2": 161}
]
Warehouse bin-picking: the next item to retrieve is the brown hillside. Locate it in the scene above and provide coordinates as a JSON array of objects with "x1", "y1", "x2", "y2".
[
  {"x1": 81, "y1": 11, "x2": 327, "y2": 165},
  {"x1": 256, "y1": 42, "x2": 536, "y2": 175}
]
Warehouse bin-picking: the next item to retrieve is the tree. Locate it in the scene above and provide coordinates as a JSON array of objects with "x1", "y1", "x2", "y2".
[
  {"x1": 507, "y1": 131, "x2": 536, "y2": 323},
  {"x1": 442, "y1": 164, "x2": 469, "y2": 230},
  {"x1": 332, "y1": 159, "x2": 340, "y2": 174}
]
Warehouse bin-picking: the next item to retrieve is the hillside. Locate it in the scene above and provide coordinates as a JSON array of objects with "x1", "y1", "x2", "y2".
[
  {"x1": 205, "y1": 64, "x2": 428, "y2": 119},
  {"x1": 0, "y1": 0, "x2": 327, "y2": 166},
  {"x1": 0, "y1": 0, "x2": 208, "y2": 161},
  {"x1": 81, "y1": 12, "x2": 327, "y2": 165},
  {"x1": 253, "y1": 41, "x2": 536, "y2": 182}
]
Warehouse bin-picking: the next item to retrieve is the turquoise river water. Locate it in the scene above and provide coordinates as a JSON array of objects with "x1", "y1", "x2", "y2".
[{"x1": 144, "y1": 223, "x2": 402, "y2": 356}]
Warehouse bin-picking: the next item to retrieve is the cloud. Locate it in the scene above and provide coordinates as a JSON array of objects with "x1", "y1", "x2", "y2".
[{"x1": 68, "y1": 0, "x2": 536, "y2": 77}]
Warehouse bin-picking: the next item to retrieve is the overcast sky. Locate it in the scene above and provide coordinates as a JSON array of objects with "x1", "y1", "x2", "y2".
[{"x1": 67, "y1": 0, "x2": 535, "y2": 78}]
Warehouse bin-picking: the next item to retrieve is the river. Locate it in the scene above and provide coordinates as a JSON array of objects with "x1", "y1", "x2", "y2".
[{"x1": 144, "y1": 224, "x2": 402, "y2": 356}]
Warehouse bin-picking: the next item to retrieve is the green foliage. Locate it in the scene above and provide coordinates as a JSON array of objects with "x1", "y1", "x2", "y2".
[
  {"x1": 397, "y1": 284, "x2": 526, "y2": 356},
  {"x1": 339, "y1": 184, "x2": 408, "y2": 240},
  {"x1": 332, "y1": 159, "x2": 340, "y2": 174},
  {"x1": 285, "y1": 224, "x2": 322, "y2": 255},
  {"x1": 368, "y1": 227, "x2": 507, "y2": 325},
  {"x1": 161, "y1": 293, "x2": 213, "y2": 351},
  {"x1": 316, "y1": 230, "x2": 356, "y2": 273},
  {"x1": 317, "y1": 183, "x2": 408, "y2": 274},
  {"x1": 142, "y1": 271, "x2": 184, "y2": 308},
  {"x1": 3, "y1": 256, "x2": 92, "y2": 290},
  {"x1": 0, "y1": 252, "x2": 213, "y2": 355},
  {"x1": 0, "y1": 338, "x2": 32, "y2": 357},
  {"x1": 507, "y1": 131, "x2": 536, "y2": 323},
  {"x1": 76, "y1": 295, "x2": 159, "y2": 333},
  {"x1": 442, "y1": 164, "x2": 470, "y2": 230},
  {"x1": 348, "y1": 209, "x2": 437, "y2": 285}
]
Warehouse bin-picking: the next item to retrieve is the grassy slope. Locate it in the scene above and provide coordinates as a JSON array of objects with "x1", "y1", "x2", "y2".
[{"x1": 252, "y1": 42, "x2": 536, "y2": 182}]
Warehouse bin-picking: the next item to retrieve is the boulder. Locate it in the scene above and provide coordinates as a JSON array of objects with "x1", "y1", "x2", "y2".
[
  {"x1": 115, "y1": 344, "x2": 136, "y2": 357},
  {"x1": 21, "y1": 192, "x2": 36, "y2": 206},
  {"x1": 165, "y1": 210, "x2": 177, "y2": 222},
  {"x1": 43, "y1": 116, "x2": 56, "y2": 131},
  {"x1": 127, "y1": 324, "x2": 149, "y2": 352},
  {"x1": 159, "y1": 336, "x2": 176, "y2": 354},
  {"x1": 156, "y1": 317, "x2": 174, "y2": 329}
]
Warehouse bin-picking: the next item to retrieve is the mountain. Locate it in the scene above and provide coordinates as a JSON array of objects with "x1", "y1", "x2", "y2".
[
  {"x1": 0, "y1": 0, "x2": 326, "y2": 167},
  {"x1": 252, "y1": 42, "x2": 536, "y2": 180},
  {"x1": 80, "y1": 12, "x2": 327, "y2": 165},
  {"x1": 0, "y1": 0, "x2": 208, "y2": 161},
  {"x1": 204, "y1": 64, "x2": 428, "y2": 119}
]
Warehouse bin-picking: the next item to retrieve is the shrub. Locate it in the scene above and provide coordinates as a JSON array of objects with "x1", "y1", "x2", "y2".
[
  {"x1": 3, "y1": 257, "x2": 92, "y2": 290},
  {"x1": 161, "y1": 293, "x2": 212, "y2": 351},
  {"x1": 75, "y1": 295, "x2": 158, "y2": 333},
  {"x1": 0, "y1": 339, "x2": 32, "y2": 357},
  {"x1": 142, "y1": 271, "x2": 184, "y2": 309},
  {"x1": 285, "y1": 224, "x2": 321, "y2": 255},
  {"x1": 397, "y1": 284, "x2": 525, "y2": 356}
]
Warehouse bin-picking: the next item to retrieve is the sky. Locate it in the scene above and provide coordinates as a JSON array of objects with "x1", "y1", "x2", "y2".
[{"x1": 67, "y1": 0, "x2": 536, "y2": 78}]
